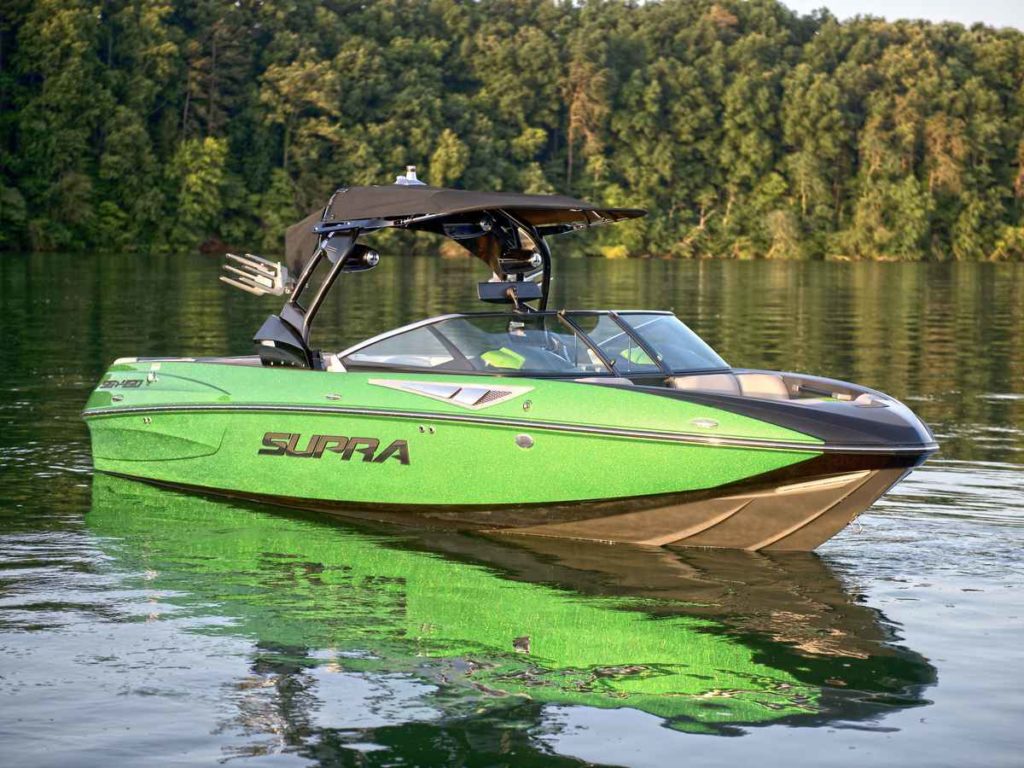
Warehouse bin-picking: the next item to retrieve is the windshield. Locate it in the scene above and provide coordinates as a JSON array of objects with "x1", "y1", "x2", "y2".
[
  {"x1": 620, "y1": 313, "x2": 727, "y2": 371},
  {"x1": 344, "y1": 315, "x2": 610, "y2": 375},
  {"x1": 342, "y1": 312, "x2": 727, "y2": 376},
  {"x1": 570, "y1": 314, "x2": 661, "y2": 374}
]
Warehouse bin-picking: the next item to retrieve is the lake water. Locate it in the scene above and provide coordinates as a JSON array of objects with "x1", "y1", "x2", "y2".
[{"x1": 0, "y1": 253, "x2": 1022, "y2": 767}]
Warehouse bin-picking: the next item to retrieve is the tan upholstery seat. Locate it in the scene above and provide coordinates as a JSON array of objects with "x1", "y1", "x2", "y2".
[
  {"x1": 575, "y1": 377, "x2": 634, "y2": 386},
  {"x1": 668, "y1": 373, "x2": 741, "y2": 395},
  {"x1": 737, "y1": 372, "x2": 791, "y2": 400}
]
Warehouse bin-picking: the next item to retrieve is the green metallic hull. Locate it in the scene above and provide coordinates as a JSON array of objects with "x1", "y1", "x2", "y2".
[
  {"x1": 83, "y1": 360, "x2": 925, "y2": 549},
  {"x1": 85, "y1": 361, "x2": 820, "y2": 503}
]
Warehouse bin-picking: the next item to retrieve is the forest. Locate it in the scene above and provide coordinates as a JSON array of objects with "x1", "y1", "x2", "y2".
[{"x1": 2, "y1": 0, "x2": 1024, "y2": 260}]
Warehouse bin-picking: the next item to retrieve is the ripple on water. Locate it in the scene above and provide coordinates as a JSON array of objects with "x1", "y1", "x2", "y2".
[
  {"x1": 821, "y1": 459, "x2": 1024, "y2": 583},
  {"x1": 881, "y1": 461, "x2": 1024, "y2": 526}
]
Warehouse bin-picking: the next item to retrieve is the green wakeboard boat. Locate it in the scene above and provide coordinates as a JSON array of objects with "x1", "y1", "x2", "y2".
[{"x1": 83, "y1": 169, "x2": 938, "y2": 550}]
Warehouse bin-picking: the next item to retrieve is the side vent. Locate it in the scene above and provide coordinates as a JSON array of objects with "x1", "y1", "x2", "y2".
[{"x1": 369, "y1": 379, "x2": 533, "y2": 410}]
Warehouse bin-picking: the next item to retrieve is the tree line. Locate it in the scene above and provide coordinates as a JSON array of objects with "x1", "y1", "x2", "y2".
[{"x1": 2, "y1": 0, "x2": 1023, "y2": 260}]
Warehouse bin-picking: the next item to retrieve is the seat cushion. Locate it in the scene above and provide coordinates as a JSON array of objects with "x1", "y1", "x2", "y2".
[
  {"x1": 668, "y1": 373, "x2": 741, "y2": 395},
  {"x1": 737, "y1": 372, "x2": 791, "y2": 400}
]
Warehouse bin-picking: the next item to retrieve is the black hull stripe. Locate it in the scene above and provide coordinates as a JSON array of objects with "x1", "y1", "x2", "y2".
[{"x1": 82, "y1": 403, "x2": 938, "y2": 456}]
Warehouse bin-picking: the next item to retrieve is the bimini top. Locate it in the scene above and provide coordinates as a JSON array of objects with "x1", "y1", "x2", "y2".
[
  {"x1": 285, "y1": 179, "x2": 645, "y2": 271},
  {"x1": 238, "y1": 171, "x2": 648, "y2": 369},
  {"x1": 322, "y1": 184, "x2": 643, "y2": 229}
]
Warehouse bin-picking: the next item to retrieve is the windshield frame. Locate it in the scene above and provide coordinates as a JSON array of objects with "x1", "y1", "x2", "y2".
[{"x1": 338, "y1": 311, "x2": 730, "y2": 378}]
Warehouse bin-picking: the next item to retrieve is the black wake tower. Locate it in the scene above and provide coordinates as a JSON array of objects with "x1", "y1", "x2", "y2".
[{"x1": 230, "y1": 167, "x2": 644, "y2": 369}]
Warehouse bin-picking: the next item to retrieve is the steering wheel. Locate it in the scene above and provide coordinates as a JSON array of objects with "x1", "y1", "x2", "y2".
[{"x1": 546, "y1": 333, "x2": 580, "y2": 365}]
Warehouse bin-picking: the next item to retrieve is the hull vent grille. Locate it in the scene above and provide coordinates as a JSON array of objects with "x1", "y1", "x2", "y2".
[{"x1": 369, "y1": 379, "x2": 533, "y2": 410}]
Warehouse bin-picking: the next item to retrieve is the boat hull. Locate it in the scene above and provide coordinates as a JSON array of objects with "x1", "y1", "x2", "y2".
[
  {"x1": 84, "y1": 362, "x2": 935, "y2": 551},
  {"x1": 103, "y1": 461, "x2": 912, "y2": 551}
]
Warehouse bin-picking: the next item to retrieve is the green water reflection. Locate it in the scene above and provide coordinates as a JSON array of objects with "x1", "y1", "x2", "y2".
[{"x1": 87, "y1": 474, "x2": 934, "y2": 758}]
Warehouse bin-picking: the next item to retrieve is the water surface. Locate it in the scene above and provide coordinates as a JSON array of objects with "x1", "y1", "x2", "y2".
[{"x1": 0, "y1": 254, "x2": 1022, "y2": 766}]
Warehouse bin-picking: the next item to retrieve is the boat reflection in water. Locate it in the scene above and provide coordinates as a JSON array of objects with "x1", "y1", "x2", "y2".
[{"x1": 88, "y1": 476, "x2": 935, "y2": 760}]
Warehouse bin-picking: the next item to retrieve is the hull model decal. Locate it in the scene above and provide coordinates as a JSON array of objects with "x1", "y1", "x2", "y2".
[
  {"x1": 259, "y1": 432, "x2": 410, "y2": 465},
  {"x1": 98, "y1": 378, "x2": 145, "y2": 389}
]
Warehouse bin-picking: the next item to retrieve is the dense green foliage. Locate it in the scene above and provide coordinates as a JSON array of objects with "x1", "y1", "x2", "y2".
[{"x1": 2, "y1": 0, "x2": 1023, "y2": 259}]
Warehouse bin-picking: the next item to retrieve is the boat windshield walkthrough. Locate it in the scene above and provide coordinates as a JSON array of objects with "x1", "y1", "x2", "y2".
[{"x1": 83, "y1": 167, "x2": 938, "y2": 551}]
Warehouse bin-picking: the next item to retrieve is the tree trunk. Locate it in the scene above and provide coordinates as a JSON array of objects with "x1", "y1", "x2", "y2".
[
  {"x1": 208, "y1": 34, "x2": 218, "y2": 135},
  {"x1": 181, "y1": 74, "x2": 191, "y2": 139}
]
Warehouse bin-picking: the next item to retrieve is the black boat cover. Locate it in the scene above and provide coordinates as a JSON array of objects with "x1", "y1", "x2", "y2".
[
  {"x1": 285, "y1": 184, "x2": 645, "y2": 270},
  {"x1": 322, "y1": 185, "x2": 644, "y2": 228}
]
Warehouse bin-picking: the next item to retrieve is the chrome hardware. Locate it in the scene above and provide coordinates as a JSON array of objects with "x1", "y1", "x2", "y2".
[
  {"x1": 498, "y1": 249, "x2": 543, "y2": 274},
  {"x1": 515, "y1": 434, "x2": 534, "y2": 449},
  {"x1": 325, "y1": 393, "x2": 342, "y2": 401},
  {"x1": 690, "y1": 418, "x2": 719, "y2": 429},
  {"x1": 854, "y1": 393, "x2": 889, "y2": 408},
  {"x1": 220, "y1": 252, "x2": 292, "y2": 296},
  {"x1": 394, "y1": 165, "x2": 425, "y2": 186},
  {"x1": 522, "y1": 400, "x2": 532, "y2": 412}
]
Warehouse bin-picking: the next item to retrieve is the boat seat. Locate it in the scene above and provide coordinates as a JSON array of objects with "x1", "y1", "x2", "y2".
[
  {"x1": 575, "y1": 377, "x2": 634, "y2": 386},
  {"x1": 669, "y1": 372, "x2": 793, "y2": 400},
  {"x1": 668, "y1": 373, "x2": 741, "y2": 395},
  {"x1": 736, "y1": 372, "x2": 791, "y2": 400}
]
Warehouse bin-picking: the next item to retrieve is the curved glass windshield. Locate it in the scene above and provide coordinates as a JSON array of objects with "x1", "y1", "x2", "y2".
[
  {"x1": 342, "y1": 312, "x2": 726, "y2": 376},
  {"x1": 571, "y1": 314, "x2": 661, "y2": 374},
  {"x1": 621, "y1": 313, "x2": 727, "y2": 371},
  {"x1": 345, "y1": 315, "x2": 610, "y2": 375},
  {"x1": 343, "y1": 326, "x2": 456, "y2": 369}
]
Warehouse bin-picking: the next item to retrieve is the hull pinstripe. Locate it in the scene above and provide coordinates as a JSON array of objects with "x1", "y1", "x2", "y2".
[{"x1": 82, "y1": 402, "x2": 935, "y2": 455}]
